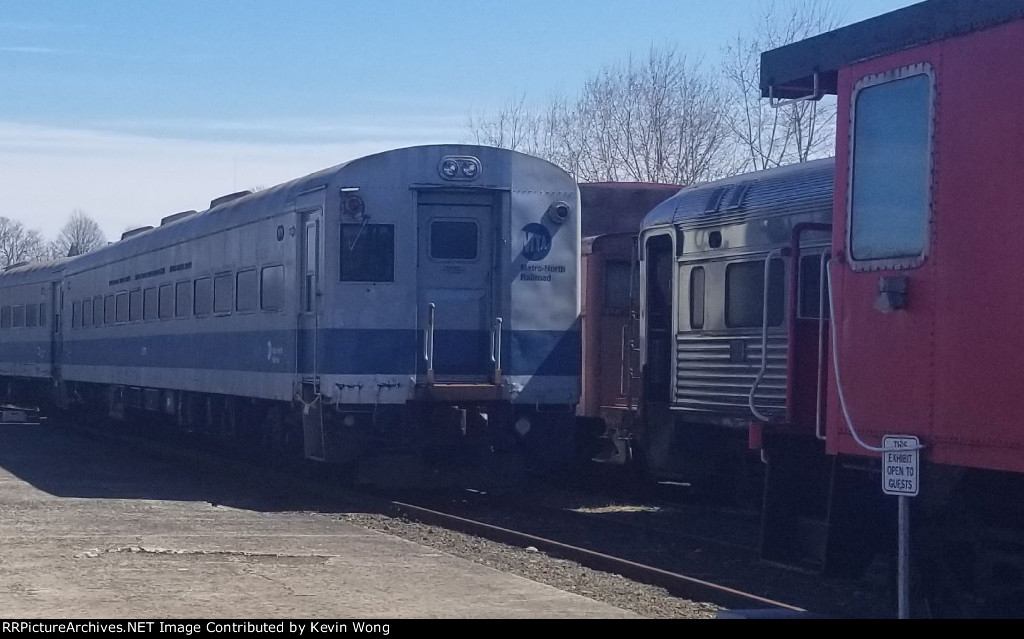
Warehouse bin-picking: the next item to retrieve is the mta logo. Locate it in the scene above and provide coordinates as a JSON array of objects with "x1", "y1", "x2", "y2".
[{"x1": 521, "y1": 223, "x2": 552, "y2": 261}]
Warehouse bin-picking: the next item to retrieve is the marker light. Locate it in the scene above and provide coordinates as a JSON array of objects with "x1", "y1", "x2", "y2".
[{"x1": 441, "y1": 159, "x2": 460, "y2": 178}]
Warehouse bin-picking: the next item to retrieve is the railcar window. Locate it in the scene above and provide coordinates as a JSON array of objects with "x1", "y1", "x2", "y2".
[
  {"x1": 236, "y1": 269, "x2": 257, "y2": 312},
  {"x1": 83, "y1": 299, "x2": 92, "y2": 327},
  {"x1": 798, "y1": 255, "x2": 830, "y2": 320},
  {"x1": 725, "y1": 259, "x2": 785, "y2": 328},
  {"x1": 340, "y1": 224, "x2": 394, "y2": 282},
  {"x1": 429, "y1": 220, "x2": 478, "y2": 260},
  {"x1": 104, "y1": 295, "x2": 115, "y2": 325},
  {"x1": 159, "y1": 284, "x2": 173, "y2": 319},
  {"x1": 39, "y1": 303, "x2": 45, "y2": 327},
  {"x1": 0, "y1": 307, "x2": 9, "y2": 329},
  {"x1": 690, "y1": 267, "x2": 705, "y2": 330},
  {"x1": 143, "y1": 288, "x2": 158, "y2": 321},
  {"x1": 213, "y1": 274, "x2": 233, "y2": 314},
  {"x1": 115, "y1": 292, "x2": 128, "y2": 323},
  {"x1": 72, "y1": 302, "x2": 81, "y2": 328},
  {"x1": 194, "y1": 277, "x2": 212, "y2": 316},
  {"x1": 175, "y1": 281, "x2": 191, "y2": 318},
  {"x1": 27, "y1": 303, "x2": 38, "y2": 328},
  {"x1": 850, "y1": 71, "x2": 932, "y2": 261},
  {"x1": 603, "y1": 260, "x2": 632, "y2": 314},
  {"x1": 12, "y1": 305, "x2": 24, "y2": 328},
  {"x1": 129, "y1": 289, "x2": 142, "y2": 322},
  {"x1": 261, "y1": 265, "x2": 284, "y2": 310}
]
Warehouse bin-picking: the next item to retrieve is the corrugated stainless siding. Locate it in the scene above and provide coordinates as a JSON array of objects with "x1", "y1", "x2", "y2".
[{"x1": 674, "y1": 334, "x2": 788, "y2": 419}]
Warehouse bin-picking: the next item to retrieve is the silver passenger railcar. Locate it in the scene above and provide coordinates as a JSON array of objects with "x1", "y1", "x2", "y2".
[
  {"x1": 611, "y1": 159, "x2": 833, "y2": 490},
  {"x1": 0, "y1": 145, "x2": 582, "y2": 484}
]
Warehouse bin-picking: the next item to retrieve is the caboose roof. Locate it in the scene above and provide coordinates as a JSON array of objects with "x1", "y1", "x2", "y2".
[{"x1": 760, "y1": 0, "x2": 1024, "y2": 100}]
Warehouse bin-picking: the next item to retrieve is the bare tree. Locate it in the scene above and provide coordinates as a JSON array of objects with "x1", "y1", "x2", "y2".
[
  {"x1": 467, "y1": 46, "x2": 733, "y2": 186},
  {"x1": 722, "y1": 0, "x2": 840, "y2": 171},
  {"x1": 0, "y1": 217, "x2": 48, "y2": 267},
  {"x1": 468, "y1": 94, "x2": 543, "y2": 153},
  {"x1": 53, "y1": 209, "x2": 107, "y2": 258}
]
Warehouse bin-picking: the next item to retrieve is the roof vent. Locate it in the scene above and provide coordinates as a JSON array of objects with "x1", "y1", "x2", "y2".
[
  {"x1": 160, "y1": 210, "x2": 198, "y2": 226},
  {"x1": 121, "y1": 226, "x2": 154, "y2": 241},
  {"x1": 210, "y1": 190, "x2": 253, "y2": 209}
]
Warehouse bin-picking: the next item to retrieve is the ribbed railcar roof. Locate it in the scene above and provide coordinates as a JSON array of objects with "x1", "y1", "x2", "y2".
[{"x1": 641, "y1": 158, "x2": 834, "y2": 231}]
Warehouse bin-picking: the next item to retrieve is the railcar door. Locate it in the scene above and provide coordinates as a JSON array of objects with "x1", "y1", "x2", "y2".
[
  {"x1": 417, "y1": 191, "x2": 496, "y2": 382},
  {"x1": 297, "y1": 206, "x2": 326, "y2": 460},
  {"x1": 788, "y1": 227, "x2": 831, "y2": 432}
]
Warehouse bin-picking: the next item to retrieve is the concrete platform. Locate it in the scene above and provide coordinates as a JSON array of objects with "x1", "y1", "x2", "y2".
[{"x1": 0, "y1": 422, "x2": 639, "y2": 618}]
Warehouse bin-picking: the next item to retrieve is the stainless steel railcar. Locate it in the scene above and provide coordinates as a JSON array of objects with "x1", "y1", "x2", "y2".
[
  {"x1": 0, "y1": 145, "x2": 582, "y2": 484},
  {"x1": 613, "y1": 159, "x2": 834, "y2": 500}
]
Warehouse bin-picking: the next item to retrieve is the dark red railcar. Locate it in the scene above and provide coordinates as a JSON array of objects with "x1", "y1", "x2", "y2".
[
  {"x1": 762, "y1": 0, "x2": 1024, "y2": 616},
  {"x1": 575, "y1": 182, "x2": 680, "y2": 463}
]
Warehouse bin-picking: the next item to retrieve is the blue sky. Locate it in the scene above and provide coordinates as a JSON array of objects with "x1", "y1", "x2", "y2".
[{"x1": 1, "y1": 0, "x2": 920, "y2": 239}]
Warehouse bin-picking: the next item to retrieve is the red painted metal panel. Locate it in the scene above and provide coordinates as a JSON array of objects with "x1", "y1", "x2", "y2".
[{"x1": 827, "y1": 20, "x2": 1024, "y2": 473}]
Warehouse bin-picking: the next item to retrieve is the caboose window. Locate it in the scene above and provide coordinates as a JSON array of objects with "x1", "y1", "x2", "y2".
[
  {"x1": 103, "y1": 295, "x2": 115, "y2": 325},
  {"x1": 0, "y1": 307, "x2": 9, "y2": 329},
  {"x1": 340, "y1": 224, "x2": 394, "y2": 282},
  {"x1": 82, "y1": 299, "x2": 92, "y2": 326},
  {"x1": 850, "y1": 69, "x2": 932, "y2": 262},
  {"x1": 72, "y1": 302, "x2": 81, "y2": 328},
  {"x1": 27, "y1": 304, "x2": 38, "y2": 328},
  {"x1": 12, "y1": 305, "x2": 25, "y2": 328},
  {"x1": 39, "y1": 303, "x2": 45, "y2": 327},
  {"x1": 429, "y1": 220, "x2": 478, "y2": 260},
  {"x1": 603, "y1": 260, "x2": 632, "y2": 314},
  {"x1": 690, "y1": 267, "x2": 705, "y2": 330},
  {"x1": 725, "y1": 259, "x2": 785, "y2": 328},
  {"x1": 213, "y1": 274, "x2": 233, "y2": 314}
]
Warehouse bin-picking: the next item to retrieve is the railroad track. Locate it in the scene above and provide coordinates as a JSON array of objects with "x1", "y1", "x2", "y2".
[{"x1": 45, "y1": 415, "x2": 832, "y2": 617}]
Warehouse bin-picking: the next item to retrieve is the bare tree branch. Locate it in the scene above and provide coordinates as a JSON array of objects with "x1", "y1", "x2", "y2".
[
  {"x1": 722, "y1": 0, "x2": 840, "y2": 171},
  {"x1": 53, "y1": 209, "x2": 107, "y2": 258}
]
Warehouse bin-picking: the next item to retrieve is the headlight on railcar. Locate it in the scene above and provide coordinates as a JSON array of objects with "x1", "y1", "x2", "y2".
[{"x1": 546, "y1": 201, "x2": 571, "y2": 225}]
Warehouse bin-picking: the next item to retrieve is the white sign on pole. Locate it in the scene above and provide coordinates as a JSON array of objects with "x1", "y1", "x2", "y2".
[{"x1": 882, "y1": 435, "x2": 920, "y2": 497}]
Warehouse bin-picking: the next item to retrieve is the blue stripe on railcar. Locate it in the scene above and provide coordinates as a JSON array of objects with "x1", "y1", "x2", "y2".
[{"x1": 2, "y1": 329, "x2": 580, "y2": 376}]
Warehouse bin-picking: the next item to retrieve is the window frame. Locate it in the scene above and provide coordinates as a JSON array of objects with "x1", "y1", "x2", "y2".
[
  {"x1": 724, "y1": 258, "x2": 786, "y2": 329},
  {"x1": 235, "y1": 268, "x2": 257, "y2": 313},
  {"x1": 260, "y1": 264, "x2": 284, "y2": 311},
  {"x1": 213, "y1": 272, "x2": 233, "y2": 315},
  {"x1": 193, "y1": 276, "x2": 213, "y2": 317},
  {"x1": 846, "y1": 62, "x2": 935, "y2": 272},
  {"x1": 339, "y1": 223, "x2": 395, "y2": 283},
  {"x1": 158, "y1": 283, "x2": 174, "y2": 320},
  {"x1": 175, "y1": 280, "x2": 192, "y2": 319},
  {"x1": 115, "y1": 291, "x2": 129, "y2": 324},
  {"x1": 143, "y1": 287, "x2": 158, "y2": 321},
  {"x1": 689, "y1": 266, "x2": 705, "y2": 330},
  {"x1": 129, "y1": 288, "x2": 142, "y2": 322},
  {"x1": 428, "y1": 219, "x2": 480, "y2": 262}
]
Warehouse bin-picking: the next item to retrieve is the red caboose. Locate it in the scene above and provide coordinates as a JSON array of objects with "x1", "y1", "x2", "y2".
[{"x1": 762, "y1": 0, "x2": 1024, "y2": 616}]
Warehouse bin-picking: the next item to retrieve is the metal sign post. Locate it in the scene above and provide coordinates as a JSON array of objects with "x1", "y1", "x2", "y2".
[{"x1": 882, "y1": 435, "x2": 920, "y2": 619}]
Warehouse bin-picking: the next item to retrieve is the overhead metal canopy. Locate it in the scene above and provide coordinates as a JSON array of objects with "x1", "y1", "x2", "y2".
[{"x1": 760, "y1": 0, "x2": 1024, "y2": 100}]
